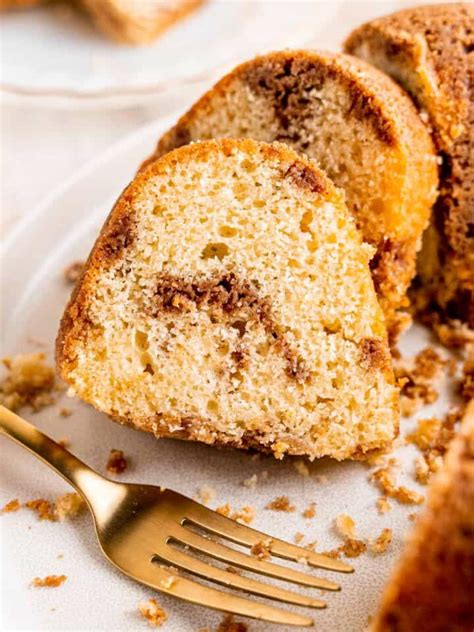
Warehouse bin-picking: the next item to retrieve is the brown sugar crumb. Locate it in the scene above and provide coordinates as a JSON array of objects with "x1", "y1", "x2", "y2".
[
  {"x1": 0, "y1": 353, "x2": 57, "y2": 413},
  {"x1": 31, "y1": 574, "x2": 67, "y2": 588},
  {"x1": 339, "y1": 538, "x2": 367, "y2": 558},
  {"x1": 320, "y1": 547, "x2": 342, "y2": 559},
  {"x1": 302, "y1": 502, "x2": 317, "y2": 519},
  {"x1": 371, "y1": 467, "x2": 424, "y2": 505},
  {"x1": 63, "y1": 261, "x2": 84, "y2": 284},
  {"x1": 395, "y1": 347, "x2": 447, "y2": 416},
  {"x1": 59, "y1": 407, "x2": 72, "y2": 418},
  {"x1": 55, "y1": 492, "x2": 85, "y2": 521},
  {"x1": 265, "y1": 495, "x2": 295, "y2": 512},
  {"x1": 376, "y1": 497, "x2": 391, "y2": 514},
  {"x1": 215, "y1": 503, "x2": 255, "y2": 524},
  {"x1": 232, "y1": 505, "x2": 255, "y2": 524},
  {"x1": 25, "y1": 498, "x2": 57, "y2": 521},
  {"x1": 2, "y1": 498, "x2": 20, "y2": 513},
  {"x1": 250, "y1": 538, "x2": 273, "y2": 560},
  {"x1": 138, "y1": 598, "x2": 167, "y2": 628},
  {"x1": 106, "y1": 449, "x2": 128, "y2": 475},
  {"x1": 216, "y1": 614, "x2": 248, "y2": 632},
  {"x1": 406, "y1": 417, "x2": 442, "y2": 450},
  {"x1": 335, "y1": 514, "x2": 356, "y2": 538},
  {"x1": 414, "y1": 455, "x2": 430, "y2": 484},
  {"x1": 370, "y1": 528, "x2": 392, "y2": 554},
  {"x1": 294, "y1": 532, "x2": 305, "y2": 544}
]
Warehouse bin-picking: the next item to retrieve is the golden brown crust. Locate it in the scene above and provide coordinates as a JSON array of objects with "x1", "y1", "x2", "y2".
[
  {"x1": 143, "y1": 49, "x2": 438, "y2": 336},
  {"x1": 345, "y1": 3, "x2": 474, "y2": 328},
  {"x1": 80, "y1": 0, "x2": 205, "y2": 45},
  {"x1": 372, "y1": 400, "x2": 474, "y2": 632},
  {"x1": 56, "y1": 138, "x2": 339, "y2": 377}
]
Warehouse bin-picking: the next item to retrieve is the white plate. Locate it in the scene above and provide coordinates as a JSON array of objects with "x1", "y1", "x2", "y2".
[
  {"x1": 0, "y1": 115, "x2": 456, "y2": 631},
  {"x1": 0, "y1": 0, "x2": 341, "y2": 110}
]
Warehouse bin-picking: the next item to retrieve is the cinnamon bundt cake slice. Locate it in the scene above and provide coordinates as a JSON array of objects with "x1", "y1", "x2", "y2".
[
  {"x1": 57, "y1": 139, "x2": 398, "y2": 460},
  {"x1": 80, "y1": 0, "x2": 204, "y2": 45},
  {"x1": 372, "y1": 401, "x2": 474, "y2": 631},
  {"x1": 143, "y1": 50, "x2": 438, "y2": 338},
  {"x1": 345, "y1": 3, "x2": 474, "y2": 329}
]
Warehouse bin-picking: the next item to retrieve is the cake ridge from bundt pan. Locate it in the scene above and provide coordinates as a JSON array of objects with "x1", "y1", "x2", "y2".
[
  {"x1": 345, "y1": 3, "x2": 474, "y2": 329},
  {"x1": 371, "y1": 400, "x2": 474, "y2": 632},
  {"x1": 142, "y1": 49, "x2": 439, "y2": 339},
  {"x1": 57, "y1": 138, "x2": 399, "y2": 461}
]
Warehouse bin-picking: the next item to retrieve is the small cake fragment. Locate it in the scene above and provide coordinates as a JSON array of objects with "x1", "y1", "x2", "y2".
[
  {"x1": 106, "y1": 449, "x2": 128, "y2": 475},
  {"x1": 31, "y1": 575, "x2": 67, "y2": 588},
  {"x1": 138, "y1": 598, "x2": 167, "y2": 628},
  {"x1": 0, "y1": 353, "x2": 57, "y2": 413}
]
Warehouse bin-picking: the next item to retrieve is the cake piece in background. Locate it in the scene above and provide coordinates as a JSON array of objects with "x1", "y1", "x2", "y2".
[
  {"x1": 345, "y1": 3, "x2": 474, "y2": 330},
  {"x1": 80, "y1": 0, "x2": 205, "y2": 45},
  {"x1": 57, "y1": 138, "x2": 399, "y2": 461},
  {"x1": 371, "y1": 400, "x2": 474, "y2": 631},
  {"x1": 143, "y1": 50, "x2": 438, "y2": 339}
]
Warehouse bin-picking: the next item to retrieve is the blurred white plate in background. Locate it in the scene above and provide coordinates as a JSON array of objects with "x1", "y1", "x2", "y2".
[{"x1": 0, "y1": 0, "x2": 342, "y2": 110}]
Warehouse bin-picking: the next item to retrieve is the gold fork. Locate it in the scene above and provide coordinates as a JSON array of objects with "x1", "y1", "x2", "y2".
[{"x1": 0, "y1": 405, "x2": 352, "y2": 627}]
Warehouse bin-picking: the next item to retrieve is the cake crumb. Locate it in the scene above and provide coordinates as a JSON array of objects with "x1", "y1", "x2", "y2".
[
  {"x1": 302, "y1": 502, "x2": 316, "y2": 519},
  {"x1": 395, "y1": 347, "x2": 447, "y2": 416},
  {"x1": 370, "y1": 528, "x2": 392, "y2": 554},
  {"x1": 293, "y1": 459, "x2": 309, "y2": 477},
  {"x1": 376, "y1": 497, "x2": 392, "y2": 514},
  {"x1": 335, "y1": 514, "x2": 356, "y2": 538},
  {"x1": 59, "y1": 407, "x2": 72, "y2": 418},
  {"x1": 216, "y1": 503, "x2": 255, "y2": 524},
  {"x1": 414, "y1": 455, "x2": 430, "y2": 484},
  {"x1": 433, "y1": 320, "x2": 474, "y2": 349},
  {"x1": 195, "y1": 485, "x2": 216, "y2": 505},
  {"x1": 63, "y1": 261, "x2": 84, "y2": 284},
  {"x1": 316, "y1": 474, "x2": 328, "y2": 484},
  {"x1": 159, "y1": 575, "x2": 177, "y2": 590},
  {"x1": 106, "y1": 449, "x2": 128, "y2": 475},
  {"x1": 31, "y1": 575, "x2": 67, "y2": 588},
  {"x1": 250, "y1": 538, "x2": 273, "y2": 560},
  {"x1": 2, "y1": 498, "x2": 20, "y2": 513},
  {"x1": 406, "y1": 417, "x2": 442, "y2": 450},
  {"x1": 371, "y1": 467, "x2": 424, "y2": 505},
  {"x1": 339, "y1": 538, "x2": 367, "y2": 558},
  {"x1": 138, "y1": 598, "x2": 167, "y2": 627},
  {"x1": 216, "y1": 614, "x2": 248, "y2": 632},
  {"x1": 25, "y1": 498, "x2": 57, "y2": 521},
  {"x1": 461, "y1": 345, "x2": 474, "y2": 401},
  {"x1": 58, "y1": 437, "x2": 71, "y2": 448},
  {"x1": 0, "y1": 353, "x2": 57, "y2": 413},
  {"x1": 55, "y1": 493, "x2": 85, "y2": 521},
  {"x1": 294, "y1": 532, "x2": 305, "y2": 544},
  {"x1": 265, "y1": 495, "x2": 295, "y2": 512}
]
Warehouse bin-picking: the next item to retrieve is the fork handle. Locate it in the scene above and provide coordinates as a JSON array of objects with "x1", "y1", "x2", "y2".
[{"x1": 0, "y1": 405, "x2": 110, "y2": 502}]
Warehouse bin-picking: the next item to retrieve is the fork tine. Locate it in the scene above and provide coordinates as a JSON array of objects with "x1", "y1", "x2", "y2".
[
  {"x1": 152, "y1": 546, "x2": 327, "y2": 608},
  {"x1": 168, "y1": 524, "x2": 340, "y2": 590},
  {"x1": 123, "y1": 561, "x2": 314, "y2": 626},
  {"x1": 183, "y1": 501, "x2": 353, "y2": 573}
]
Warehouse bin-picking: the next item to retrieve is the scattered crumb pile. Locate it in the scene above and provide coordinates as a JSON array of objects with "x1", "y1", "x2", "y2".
[
  {"x1": 323, "y1": 514, "x2": 393, "y2": 559},
  {"x1": 394, "y1": 347, "x2": 448, "y2": 416},
  {"x1": 250, "y1": 538, "x2": 273, "y2": 560},
  {"x1": 106, "y1": 449, "x2": 128, "y2": 475},
  {"x1": 31, "y1": 575, "x2": 67, "y2": 588},
  {"x1": 0, "y1": 353, "x2": 58, "y2": 413},
  {"x1": 138, "y1": 598, "x2": 168, "y2": 628},
  {"x1": 371, "y1": 463, "x2": 424, "y2": 505},
  {"x1": 407, "y1": 410, "x2": 462, "y2": 484},
  {"x1": 420, "y1": 317, "x2": 474, "y2": 350},
  {"x1": 63, "y1": 261, "x2": 84, "y2": 285},
  {"x1": 216, "y1": 503, "x2": 255, "y2": 524},
  {"x1": 2, "y1": 493, "x2": 86, "y2": 522},
  {"x1": 265, "y1": 495, "x2": 295, "y2": 512}
]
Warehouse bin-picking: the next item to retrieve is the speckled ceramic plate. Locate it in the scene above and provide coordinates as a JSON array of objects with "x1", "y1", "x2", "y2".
[{"x1": 0, "y1": 114, "x2": 457, "y2": 631}]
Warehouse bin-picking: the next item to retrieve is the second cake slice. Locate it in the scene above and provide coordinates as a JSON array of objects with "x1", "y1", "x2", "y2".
[{"x1": 57, "y1": 139, "x2": 398, "y2": 460}]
